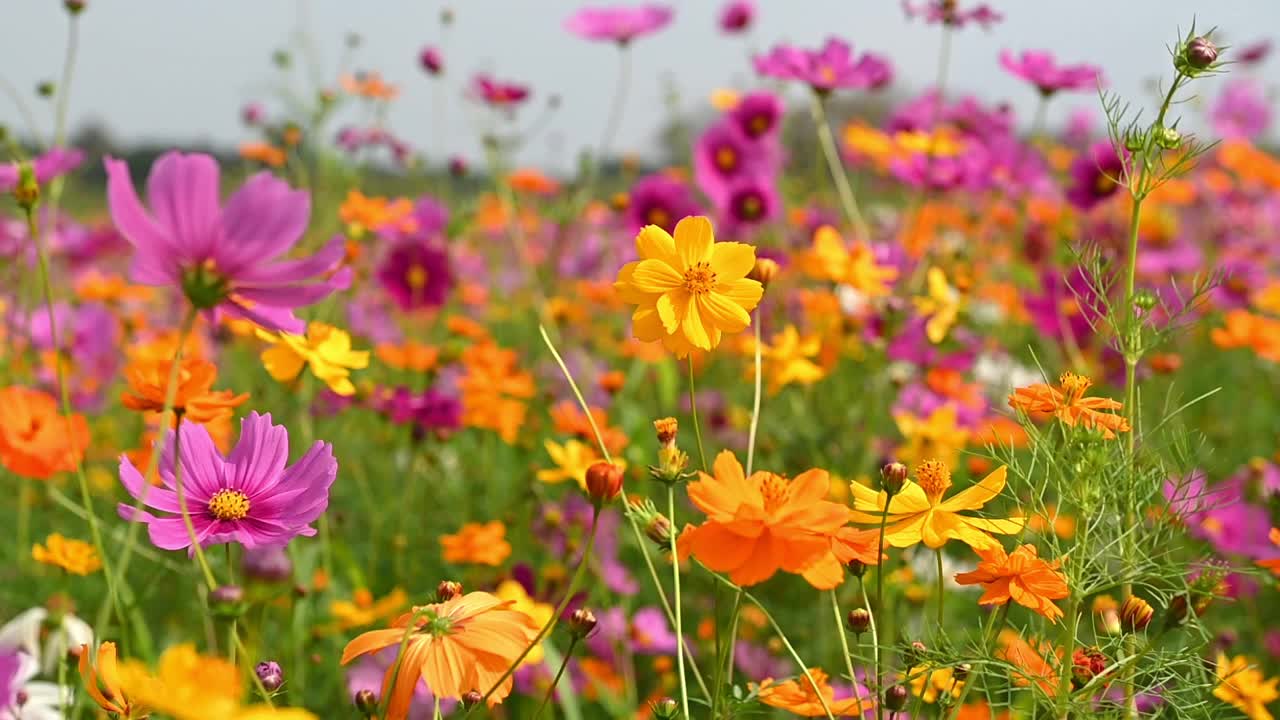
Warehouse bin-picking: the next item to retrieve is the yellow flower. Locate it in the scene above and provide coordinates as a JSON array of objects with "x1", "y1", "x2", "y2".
[
  {"x1": 329, "y1": 587, "x2": 409, "y2": 631},
  {"x1": 751, "y1": 325, "x2": 826, "y2": 394},
  {"x1": 894, "y1": 404, "x2": 970, "y2": 469},
  {"x1": 849, "y1": 460, "x2": 1024, "y2": 551},
  {"x1": 913, "y1": 267, "x2": 962, "y2": 344},
  {"x1": 614, "y1": 216, "x2": 763, "y2": 357},
  {"x1": 494, "y1": 579, "x2": 554, "y2": 665},
  {"x1": 536, "y1": 439, "x2": 626, "y2": 490},
  {"x1": 1216, "y1": 654, "x2": 1280, "y2": 720},
  {"x1": 798, "y1": 226, "x2": 898, "y2": 297},
  {"x1": 908, "y1": 665, "x2": 965, "y2": 703},
  {"x1": 710, "y1": 88, "x2": 741, "y2": 111},
  {"x1": 258, "y1": 322, "x2": 370, "y2": 396},
  {"x1": 32, "y1": 533, "x2": 101, "y2": 575},
  {"x1": 118, "y1": 644, "x2": 242, "y2": 720}
]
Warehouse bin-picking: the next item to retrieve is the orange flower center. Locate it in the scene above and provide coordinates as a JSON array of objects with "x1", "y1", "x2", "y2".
[
  {"x1": 739, "y1": 195, "x2": 763, "y2": 219},
  {"x1": 406, "y1": 264, "x2": 429, "y2": 290},
  {"x1": 915, "y1": 459, "x2": 952, "y2": 502},
  {"x1": 647, "y1": 207, "x2": 671, "y2": 228},
  {"x1": 748, "y1": 115, "x2": 769, "y2": 136},
  {"x1": 207, "y1": 489, "x2": 251, "y2": 521},
  {"x1": 715, "y1": 146, "x2": 738, "y2": 171},
  {"x1": 757, "y1": 473, "x2": 790, "y2": 512},
  {"x1": 683, "y1": 262, "x2": 717, "y2": 295},
  {"x1": 1058, "y1": 371, "x2": 1092, "y2": 402}
]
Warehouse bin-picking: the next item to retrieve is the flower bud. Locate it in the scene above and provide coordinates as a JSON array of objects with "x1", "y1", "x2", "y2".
[
  {"x1": 881, "y1": 462, "x2": 908, "y2": 495},
  {"x1": 847, "y1": 559, "x2": 867, "y2": 578},
  {"x1": 448, "y1": 156, "x2": 469, "y2": 177},
  {"x1": 419, "y1": 46, "x2": 444, "y2": 76},
  {"x1": 569, "y1": 608, "x2": 598, "y2": 639},
  {"x1": 846, "y1": 608, "x2": 871, "y2": 634},
  {"x1": 645, "y1": 513, "x2": 672, "y2": 547},
  {"x1": 211, "y1": 584, "x2": 244, "y2": 605},
  {"x1": 255, "y1": 661, "x2": 284, "y2": 692},
  {"x1": 903, "y1": 640, "x2": 928, "y2": 667},
  {"x1": 884, "y1": 685, "x2": 909, "y2": 712},
  {"x1": 654, "y1": 417, "x2": 679, "y2": 448},
  {"x1": 651, "y1": 697, "x2": 681, "y2": 719},
  {"x1": 436, "y1": 580, "x2": 463, "y2": 602},
  {"x1": 37, "y1": 81, "x2": 55, "y2": 98},
  {"x1": 440, "y1": 7, "x2": 455, "y2": 25},
  {"x1": 1155, "y1": 125, "x2": 1181, "y2": 150},
  {"x1": 1133, "y1": 290, "x2": 1158, "y2": 312},
  {"x1": 13, "y1": 163, "x2": 39, "y2": 211},
  {"x1": 64, "y1": 0, "x2": 86, "y2": 14},
  {"x1": 749, "y1": 258, "x2": 780, "y2": 287},
  {"x1": 243, "y1": 546, "x2": 293, "y2": 583},
  {"x1": 355, "y1": 689, "x2": 379, "y2": 715},
  {"x1": 1185, "y1": 36, "x2": 1218, "y2": 69},
  {"x1": 1120, "y1": 596, "x2": 1154, "y2": 633},
  {"x1": 461, "y1": 690, "x2": 483, "y2": 707},
  {"x1": 1071, "y1": 647, "x2": 1108, "y2": 689},
  {"x1": 586, "y1": 461, "x2": 625, "y2": 506},
  {"x1": 954, "y1": 662, "x2": 971, "y2": 681}
]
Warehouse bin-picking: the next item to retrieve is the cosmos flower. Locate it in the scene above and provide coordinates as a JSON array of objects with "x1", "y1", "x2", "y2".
[
  {"x1": 377, "y1": 240, "x2": 454, "y2": 310},
  {"x1": 458, "y1": 342, "x2": 535, "y2": 443},
  {"x1": 80, "y1": 642, "x2": 141, "y2": 719},
  {"x1": 902, "y1": 0, "x2": 1002, "y2": 28},
  {"x1": 754, "y1": 37, "x2": 893, "y2": 93},
  {"x1": 613, "y1": 216, "x2": 763, "y2": 356},
  {"x1": 693, "y1": 120, "x2": 775, "y2": 203},
  {"x1": 0, "y1": 386, "x2": 89, "y2": 480},
  {"x1": 913, "y1": 267, "x2": 962, "y2": 344},
  {"x1": 257, "y1": 322, "x2": 370, "y2": 397},
  {"x1": 330, "y1": 588, "x2": 410, "y2": 632},
  {"x1": 728, "y1": 91, "x2": 784, "y2": 141},
  {"x1": 751, "y1": 325, "x2": 826, "y2": 394},
  {"x1": 31, "y1": 533, "x2": 101, "y2": 575},
  {"x1": 718, "y1": 0, "x2": 754, "y2": 33},
  {"x1": 104, "y1": 151, "x2": 350, "y2": 333},
  {"x1": 1008, "y1": 372, "x2": 1130, "y2": 439},
  {"x1": 954, "y1": 544, "x2": 1070, "y2": 622},
  {"x1": 625, "y1": 173, "x2": 703, "y2": 234},
  {"x1": 999, "y1": 49, "x2": 1102, "y2": 96},
  {"x1": 564, "y1": 4, "x2": 673, "y2": 44},
  {"x1": 536, "y1": 439, "x2": 626, "y2": 490},
  {"x1": 340, "y1": 591, "x2": 539, "y2": 713},
  {"x1": 721, "y1": 175, "x2": 781, "y2": 231},
  {"x1": 1215, "y1": 654, "x2": 1279, "y2": 720},
  {"x1": 798, "y1": 225, "x2": 898, "y2": 297},
  {"x1": 0, "y1": 649, "x2": 64, "y2": 720},
  {"x1": 1211, "y1": 78, "x2": 1272, "y2": 141},
  {"x1": 894, "y1": 403, "x2": 970, "y2": 469},
  {"x1": 1066, "y1": 140, "x2": 1127, "y2": 211},
  {"x1": 121, "y1": 357, "x2": 248, "y2": 424},
  {"x1": 117, "y1": 412, "x2": 337, "y2": 551},
  {"x1": 372, "y1": 386, "x2": 462, "y2": 438},
  {"x1": 440, "y1": 521, "x2": 512, "y2": 567},
  {"x1": 0, "y1": 605, "x2": 93, "y2": 676},
  {"x1": 418, "y1": 46, "x2": 444, "y2": 75},
  {"x1": 469, "y1": 73, "x2": 531, "y2": 108},
  {"x1": 756, "y1": 668, "x2": 869, "y2": 717},
  {"x1": 0, "y1": 147, "x2": 85, "y2": 193}
]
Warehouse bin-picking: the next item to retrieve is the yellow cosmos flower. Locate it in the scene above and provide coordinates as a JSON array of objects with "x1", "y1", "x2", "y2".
[
  {"x1": 258, "y1": 322, "x2": 370, "y2": 396},
  {"x1": 913, "y1": 267, "x2": 962, "y2": 344},
  {"x1": 908, "y1": 664, "x2": 965, "y2": 703},
  {"x1": 32, "y1": 533, "x2": 101, "y2": 575},
  {"x1": 494, "y1": 579, "x2": 555, "y2": 665},
  {"x1": 1216, "y1": 654, "x2": 1280, "y2": 720},
  {"x1": 118, "y1": 644, "x2": 242, "y2": 720},
  {"x1": 849, "y1": 460, "x2": 1024, "y2": 551},
  {"x1": 750, "y1": 325, "x2": 826, "y2": 394},
  {"x1": 536, "y1": 439, "x2": 626, "y2": 490},
  {"x1": 894, "y1": 404, "x2": 970, "y2": 469},
  {"x1": 614, "y1": 216, "x2": 763, "y2": 357},
  {"x1": 798, "y1": 226, "x2": 898, "y2": 297}
]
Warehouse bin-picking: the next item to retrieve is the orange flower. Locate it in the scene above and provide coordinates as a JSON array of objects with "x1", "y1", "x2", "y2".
[
  {"x1": 507, "y1": 168, "x2": 560, "y2": 195},
  {"x1": 0, "y1": 386, "x2": 89, "y2": 479},
  {"x1": 338, "y1": 190, "x2": 417, "y2": 237},
  {"x1": 340, "y1": 591, "x2": 539, "y2": 714},
  {"x1": 330, "y1": 587, "x2": 409, "y2": 631},
  {"x1": 996, "y1": 630, "x2": 1060, "y2": 696},
  {"x1": 549, "y1": 401, "x2": 629, "y2": 456},
  {"x1": 121, "y1": 357, "x2": 248, "y2": 424},
  {"x1": 458, "y1": 343, "x2": 535, "y2": 444},
  {"x1": 1008, "y1": 372, "x2": 1130, "y2": 439},
  {"x1": 756, "y1": 668, "x2": 870, "y2": 717},
  {"x1": 75, "y1": 271, "x2": 153, "y2": 304},
  {"x1": 954, "y1": 544, "x2": 1069, "y2": 622},
  {"x1": 440, "y1": 521, "x2": 512, "y2": 567},
  {"x1": 239, "y1": 142, "x2": 286, "y2": 167},
  {"x1": 340, "y1": 71, "x2": 399, "y2": 101},
  {"x1": 447, "y1": 316, "x2": 491, "y2": 342},
  {"x1": 677, "y1": 451, "x2": 878, "y2": 588},
  {"x1": 1211, "y1": 310, "x2": 1280, "y2": 362},
  {"x1": 375, "y1": 341, "x2": 440, "y2": 372},
  {"x1": 1259, "y1": 529, "x2": 1280, "y2": 575},
  {"x1": 80, "y1": 642, "x2": 144, "y2": 718}
]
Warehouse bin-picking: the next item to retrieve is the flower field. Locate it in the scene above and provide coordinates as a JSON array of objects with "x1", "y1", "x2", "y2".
[{"x1": 3, "y1": 2, "x2": 1280, "y2": 719}]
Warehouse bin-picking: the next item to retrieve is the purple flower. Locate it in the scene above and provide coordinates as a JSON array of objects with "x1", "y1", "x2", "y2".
[
  {"x1": 0, "y1": 147, "x2": 84, "y2": 193},
  {"x1": 626, "y1": 173, "x2": 702, "y2": 233},
  {"x1": 0, "y1": 648, "x2": 63, "y2": 719},
  {"x1": 721, "y1": 175, "x2": 780, "y2": 231},
  {"x1": 117, "y1": 412, "x2": 337, "y2": 552},
  {"x1": 729, "y1": 91, "x2": 784, "y2": 140},
  {"x1": 418, "y1": 46, "x2": 444, "y2": 75},
  {"x1": 104, "y1": 152, "x2": 349, "y2": 333},
  {"x1": 1023, "y1": 267, "x2": 1103, "y2": 347},
  {"x1": 1211, "y1": 78, "x2": 1271, "y2": 141},
  {"x1": 377, "y1": 240, "x2": 454, "y2": 311},
  {"x1": 754, "y1": 37, "x2": 893, "y2": 93},
  {"x1": 902, "y1": 0, "x2": 1002, "y2": 28},
  {"x1": 565, "y1": 4, "x2": 673, "y2": 44},
  {"x1": 733, "y1": 640, "x2": 789, "y2": 681},
  {"x1": 241, "y1": 103, "x2": 265, "y2": 126},
  {"x1": 1237, "y1": 38, "x2": 1272, "y2": 66},
  {"x1": 718, "y1": 0, "x2": 754, "y2": 33},
  {"x1": 372, "y1": 386, "x2": 462, "y2": 438},
  {"x1": 999, "y1": 49, "x2": 1102, "y2": 95},
  {"x1": 1063, "y1": 107, "x2": 1096, "y2": 147},
  {"x1": 469, "y1": 73, "x2": 530, "y2": 108},
  {"x1": 1066, "y1": 140, "x2": 1126, "y2": 211},
  {"x1": 693, "y1": 120, "x2": 774, "y2": 203},
  {"x1": 629, "y1": 607, "x2": 678, "y2": 654}
]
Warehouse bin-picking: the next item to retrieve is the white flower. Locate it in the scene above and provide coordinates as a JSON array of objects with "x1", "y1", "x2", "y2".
[
  {"x1": 0, "y1": 649, "x2": 68, "y2": 720},
  {"x1": 0, "y1": 609, "x2": 92, "y2": 676}
]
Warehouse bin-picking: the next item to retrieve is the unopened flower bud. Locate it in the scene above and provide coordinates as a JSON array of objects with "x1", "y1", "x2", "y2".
[
  {"x1": 211, "y1": 584, "x2": 244, "y2": 605},
  {"x1": 64, "y1": 0, "x2": 86, "y2": 13},
  {"x1": 881, "y1": 462, "x2": 908, "y2": 495},
  {"x1": 884, "y1": 685, "x2": 909, "y2": 712},
  {"x1": 651, "y1": 697, "x2": 681, "y2": 719},
  {"x1": 461, "y1": 690, "x2": 483, "y2": 707},
  {"x1": 13, "y1": 164, "x2": 39, "y2": 211},
  {"x1": 749, "y1": 258, "x2": 780, "y2": 287},
  {"x1": 1120, "y1": 596, "x2": 1154, "y2": 633},
  {"x1": 586, "y1": 462, "x2": 625, "y2": 506},
  {"x1": 569, "y1": 608, "x2": 598, "y2": 639},
  {"x1": 436, "y1": 580, "x2": 463, "y2": 602},
  {"x1": 255, "y1": 661, "x2": 284, "y2": 692},
  {"x1": 272, "y1": 50, "x2": 291, "y2": 69},
  {"x1": 355, "y1": 689, "x2": 379, "y2": 715},
  {"x1": 440, "y1": 7, "x2": 455, "y2": 25},
  {"x1": 1133, "y1": 290, "x2": 1157, "y2": 312},
  {"x1": 243, "y1": 545, "x2": 293, "y2": 583},
  {"x1": 846, "y1": 608, "x2": 871, "y2": 634},
  {"x1": 847, "y1": 559, "x2": 867, "y2": 578},
  {"x1": 448, "y1": 156, "x2": 469, "y2": 177},
  {"x1": 37, "y1": 81, "x2": 55, "y2": 98},
  {"x1": 419, "y1": 46, "x2": 444, "y2": 76},
  {"x1": 904, "y1": 640, "x2": 928, "y2": 666},
  {"x1": 1185, "y1": 36, "x2": 1218, "y2": 69},
  {"x1": 1156, "y1": 125, "x2": 1181, "y2": 150},
  {"x1": 645, "y1": 512, "x2": 672, "y2": 547}
]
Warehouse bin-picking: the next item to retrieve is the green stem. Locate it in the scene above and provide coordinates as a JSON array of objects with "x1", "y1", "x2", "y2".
[
  {"x1": 935, "y1": 548, "x2": 945, "y2": 629},
  {"x1": 1053, "y1": 595, "x2": 1081, "y2": 719},
  {"x1": 831, "y1": 589, "x2": 866, "y2": 715},
  {"x1": 16, "y1": 478, "x2": 31, "y2": 569},
  {"x1": 52, "y1": 15, "x2": 80, "y2": 146},
  {"x1": 809, "y1": 92, "x2": 869, "y2": 240},
  {"x1": 746, "y1": 311, "x2": 763, "y2": 476},
  {"x1": 687, "y1": 356, "x2": 709, "y2": 472},
  {"x1": 873, "y1": 490, "x2": 895, "y2": 720},
  {"x1": 433, "y1": 697, "x2": 442, "y2": 720},
  {"x1": 171, "y1": 417, "x2": 218, "y2": 590},
  {"x1": 945, "y1": 602, "x2": 1010, "y2": 720},
  {"x1": 668, "y1": 485, "x2": 691, "y2": 720},
  {"x1": 532, "y1": 638, "x2": 579, "y2": 720},
  {"x1": 379, "y1": 607, "x2": 434, "y2": 718},
  {"x1": 859, "y1": 580, "x2": 881, "y2": 710}
]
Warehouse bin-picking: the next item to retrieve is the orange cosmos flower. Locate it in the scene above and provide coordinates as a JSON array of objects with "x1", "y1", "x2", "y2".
[
  {"x1": 338, "y1": 190, "x2": 417, "y2": 237},
  {"x1": 75, "y1": 271, "x2": 153, "y2": 304},
  {"x1": 756, "y1": 668, "x2": 870, "y2": 717},
  {"x1": 1008, "y1": 372, "x2": 1130, "y2": 439},
  {"x1": 341, "y1": 591, "x2": 538, "y2": 714},
  {"x1": 458, "y1": 343, "x2": 535, "y2": 443},
  {"x1": 0, "y1": 386, "x2": 89, "y2": 479},
  {"x1": 440, "y1": 521, "x2": 512, "y2": 567},
  {"x1": 1212, "y1": 310, "x2": 1280, "y2": 362},
  {"x1": 954, "y1": 543, "x2": 1069, "y2": 622},
  {"x1": 329, "y1": 587, "x2": 410, "y2": 631},
  {"x1": 375, "y1": 341, "x2": 440, "y2": 372},
  {"x1": 239, "y1": 142, "x2": 286, "y2": 167},
  {"x1": 549, "y1": 400, "x2": 629, "y2": 455},
  {"x1": 33, "y1": 533, "x2": 102, "y2": 575},
  {"x1": 121, "y1": 357, "x2": 248, "y2": 424},
  {"x1": 677, "y1": 451, "x2": 878, "y2": 588},
  {"x1": 997, "y1": 630, "x2": 1061, "y2": 696},
  {"x1": 797, "y1": 225, "x2": 898, "y2": 297},
  {"x1": 80, "y1": 642, "x2": 144, "y2": 718},
  {"x1": 507, "y1": 168, "x2": 561, "y2": 195},
  {"x1": 340, "y1": 71, "x2": 399, "y2": 101},
  {"x1": 1259, "y1": 529, "x2": 1280, "y2": 575}
]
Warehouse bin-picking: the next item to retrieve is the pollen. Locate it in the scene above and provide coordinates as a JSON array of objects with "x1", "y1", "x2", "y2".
[
  {"x1": 757, "y1": 472, "x2": 791, "y2": 512},
  {"x1": 715, "y1": 146, "x2": 738, "y2": 171},
  {"x1": 682, "y1": 261, "x2": 717, "y2": 295},
  {"x1": 207, "y1": 489, "x2": 251, "y2": 521},
  {"x1": 1058, "y1": 371, "x2": 1092, "y2": 401},
  {"x1": 915, "y1": 459, "x2": 953, "y2": 502},
  {"x1": 406, "y1": 264, "x2": 429, "y2": 289}
]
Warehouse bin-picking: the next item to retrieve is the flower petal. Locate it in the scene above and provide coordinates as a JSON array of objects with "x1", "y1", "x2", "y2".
[{"x1": 674, "y1": 215, "x2": 714, "y2": 267}]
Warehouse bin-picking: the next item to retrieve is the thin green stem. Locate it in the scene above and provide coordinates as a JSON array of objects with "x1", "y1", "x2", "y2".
[
  {"x1": 945, "y1": 602, "x2": 1010, "y2": 719},
  {"x1": 831, "y1": 589, "x2": 867, "y2": 715},
  {"x1": 1053, "y1": 595, "x2": 1081, "y2": 719},
  {"x1": 687, "y1": 355, "x2": 709, "y2": 471},
  {"x1": 171, "y1": 417, "x2": 217, "y2": 589},
  {"x1": 16, "y1": 478, "x2": 31, "y2": 569},
  {"x1": 532, "y1": 637, "x2": 579, "y2": 720},
  {"x1": 746, "y1": 312, "x2": 763, "y2": 476},
  {"x1": 859, "y1": 580, "x2": 881, "y2": 713},
  {"x1": 433, "y1": 697, "x2": 442, "y2": 720},
  {"x1": 809, "y1": 93, "x2": 869, "y2": 240},
  {"x1": 935, "y1": 549, "x2": 945, "y2": 629},
  {"x1": 668, "y1": 485, "x2": 691, "y2": 720},
  {"x1": 873, "y1": 491, "x2": 895, "y2": 720},
  {"x1": 53, "y1": 15, "x2": 80, "y2": 146}
]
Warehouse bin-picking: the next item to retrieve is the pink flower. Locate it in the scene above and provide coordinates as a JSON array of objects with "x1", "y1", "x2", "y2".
[
  {"x1": 564, "y1": 4, "x2": 673, "y2": 44},
  {"x1": 118, "y1": 412, "x2": 337, "y2": 551},
  {"x1": 718, "y1": 0, "x2": 754, "y2": 33},
  {"x1": 902, "y1": 0, "x2": 1002, "y2": 28},
  {"x1": 0, "y1": 147, "x2": 85, "y2": 192},
  {"x1": 1237, "y1": 38, "x2": 1272, "y2": 66},
  {"x1": 104, "y1": 151, "x2": 349, "y2": 332},
  {"x1": 1000, "y1": 49, "x2": 1102, "y2": 95},
  {"x1": 469, "y1": 73, "x2": 531, "y2": 108},
  {"x1": 1211, "y1": 77, "x2": 1271, "y2": 141},
  {"x1": 419, "y1": 46, "x2": 444, "y2": 75},
  {"x1": 754, "y1": 37, "x2": 892, "y2": 93}
]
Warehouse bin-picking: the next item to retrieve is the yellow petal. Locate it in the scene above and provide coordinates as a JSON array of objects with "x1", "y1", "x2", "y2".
[
  {"x1": 261, "y1": 344, "x2": 306, "y2": 383},
  {"x1": 709, "y1": 241, "x2": 756, "y2": 280},
  {"x1": 939, "y1": 466, "x2": 1008, "y2": 513},
  {"x1": 635, "y1": 224, "x2": 681, "y2": 267},
  {"x1": 674, "y1": 215, "x2": 714, "y2": 267},
  {"x1": 631, "y1": 258, "x2": 684, "y2": 294},
  {"x1": 699, "y1": 292, "x2": 751, "y2": 333}
]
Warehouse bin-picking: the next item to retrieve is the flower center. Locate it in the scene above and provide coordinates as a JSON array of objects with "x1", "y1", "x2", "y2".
[
  {"x1": 207, "y1": 489, "x2": 251, "y2": 521},
  {"x1": 406, "y1": 264, "x2": 429, "y2": 290},
  {"x1": 1058, "y1": 371, "x2": 1092, "y2": 402},
  {"x1": 646, "y1": 207, "x2": 671, "y2": 229},
  {"x1": 748, "y1": 114, "x2": 770, "y2": 137},
  {"x1": 757, "y1": 473, "x2": 790, "y2": 512},
  {"x1": 915, "y1": 459, "x2": 953, "y2": 502},
  {"x1": 180, "y1": 260, "x2": 230, "y2": 310},
  {"x1": 738, "y1": 193, "x2": 763, "y2": 219},
  {"x1": 682, "y1": 262, "x2": 717, "y2": 295},
  {"x1": 715, "y1": 146, "x2": 738, "y2": 172},
  {"x1": 1094, "y1": 173, "x2": 1117, "y2": 195},
  {"x1": 818, "y1": 65, "x2": 837, "y2": 85}
]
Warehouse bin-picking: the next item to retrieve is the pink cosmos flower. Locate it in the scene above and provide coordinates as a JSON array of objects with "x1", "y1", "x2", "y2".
[
  {"x1": 999, "y1": 49, "x2": 1102, "y2": 95},
  {"x1": 0, "y1": 147, "x2": 85, "y2": 192},
  {"x1": 118, "y1": 412, "x2": 337, "y2": 552},
  {"x1": 1210, "y1": 77, "x2": 1271, "y2": 141},
  {"x1": 754, "y1": 37, "x2": 893, "y2": 93},
  {"x1": 718, "y1": 0, "x2": 754, "y2": 33},
  {"x1": 565, "y1": 4, "x2": 673, "y2": 44},
  {"x1": 902, "y1": 0, "x2": 1002, "y2": 28},
  {"x1": 1237, "y1": 38, "x2": 1272, "y2": 66},
  {"x1": 104, "y1": 151, "x2": 349, "y2": 333},
  {"x1": 419, "y1": 46, "x2": 444, "y2": 75},
  {"x1": 469, "y1": 73, "x2": 531, "y2": 108}
]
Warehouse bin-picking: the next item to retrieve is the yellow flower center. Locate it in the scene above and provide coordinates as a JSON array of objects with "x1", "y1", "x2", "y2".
[
  {"x1": 1094, "y1": 173, "x2": 1117, "y2": 195},
  {"x1": 647, "y1": 207, "x2": 671, "y2": 229},
  {"x1": 1058, "y1": 371, "x2": 1092, "y2": 402},
  {"x1": 915, "y1": 459, "x2": 953, "y2": 502},
  {"x1": 715, "y1": 146, "x2": 738, "y2": 171},
  {"x1": 682, "y1": 261, "x2": 717, "y2": 295},
  {"x1": 406, "y1": 264, "x2": 429, "y2": 290},
  {"x1": 757, "y1": 473, "x2": 790, "y2": 512},
  {"x1": 207, "y1": 489, "x2": 251, "y2": 521},
  {"x1": 739, "y1": 195, "x2": 763, "y2": 218}
]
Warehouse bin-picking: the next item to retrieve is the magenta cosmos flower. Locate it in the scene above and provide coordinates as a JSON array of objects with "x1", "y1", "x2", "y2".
[
  {"x1": 565, "y1": 4, "x2": 673, "y2": 44},
  {"x1": 999, "y1": 49, "x2": 1102, "y2": 96},
  {"x1": 1066, "y1": 140, "x2": 1127, "y2": 211},
  {"x1": 0, "y1": 147, "x2": 84, "y2": 193},
  {"x1": 902, "y1": 0, "x2": 1002, "y2": 28},
  {"x1": 718, "y1": 0, "x2": 754, "y2": 33},
  {"x1": 754, "y1": 37, "x2": 892, "y2": 93},
  {"x1": 377, "y1": 240, "x2": 454, "y2": 310},
  {"x1": 104, "y1": 152, "x2": 349, "y2": 333},
  {"x1": 469, "y1": 73, "x2": 531, "y2": 108},
  {"x1": 118, "y1": 412, "x2": 336, "y2": 551}
]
